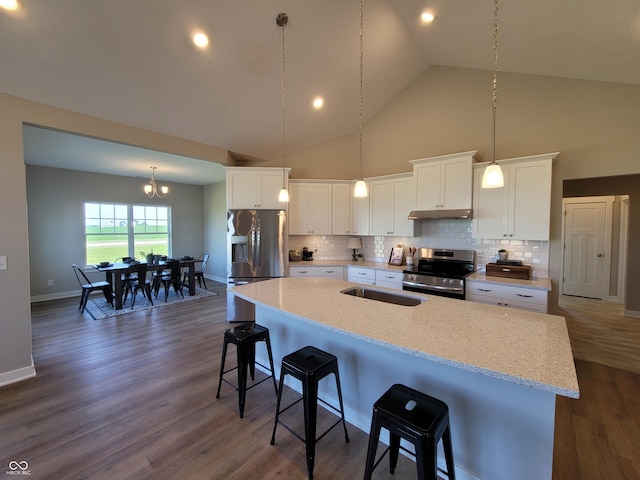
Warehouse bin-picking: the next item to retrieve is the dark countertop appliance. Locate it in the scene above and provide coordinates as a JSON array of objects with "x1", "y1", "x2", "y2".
[{"x1": 402, "y1": 248, "x2": 475, "y2": 300}]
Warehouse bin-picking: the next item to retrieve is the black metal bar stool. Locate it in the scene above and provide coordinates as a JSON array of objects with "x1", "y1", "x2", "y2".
[
  {"x1": 215, "y1": 322, "x2": 277, "y2": 418},
  {"x1": 364, "y1": 383, "x2": 455, "y2": 480},
  {"x1": 270, "y1": 345, "x2": 350, "y2": 480}
]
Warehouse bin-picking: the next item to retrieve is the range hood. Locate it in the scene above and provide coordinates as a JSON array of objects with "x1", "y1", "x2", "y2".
[{"x1": 407, "y1": 209, "x2": 472, "y2": 220}]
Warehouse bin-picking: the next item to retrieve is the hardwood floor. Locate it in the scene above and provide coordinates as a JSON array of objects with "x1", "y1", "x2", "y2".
[
  {"x1": 557, "y1": 295, "x2": 640, "y2": 375},
  {"x1": 0, "y1": 285, "x2": 638, "y2": 479}
]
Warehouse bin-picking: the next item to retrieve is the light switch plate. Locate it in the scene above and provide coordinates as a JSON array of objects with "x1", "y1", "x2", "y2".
[{"x1": 0, "y1": 256, "x2": 6, "y2": 270}]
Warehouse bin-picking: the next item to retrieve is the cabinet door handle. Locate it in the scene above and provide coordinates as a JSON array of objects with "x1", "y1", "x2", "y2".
[
  {"x1": 516, "y1": 293, "x2": 533, "y2": 298},
  {"x1": 325, "y1": 270, "x2": 335, "y2": 273},
  {"x1": 478, "y1": 288, "x2": 493, "y2": 292}
]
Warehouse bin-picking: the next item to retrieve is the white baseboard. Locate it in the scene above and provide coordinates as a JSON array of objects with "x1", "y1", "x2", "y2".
[
  {"x1": 622, "y1": 308, "x2": 640, "y2": 318},
  {"x1": 204, "y1": 274, "x2": 228, "y2": 284},
  {"x1": 0, "y1": 358, "x2": 36, "y2": 387},
  {"x1": 31, "y1": 290, "x2": 79, "y2": 303}
]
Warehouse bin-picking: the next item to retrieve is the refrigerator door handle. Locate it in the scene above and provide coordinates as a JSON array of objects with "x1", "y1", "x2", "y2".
[{"x1": 255, "y1": 219, "x2": 261, "y2": 268}]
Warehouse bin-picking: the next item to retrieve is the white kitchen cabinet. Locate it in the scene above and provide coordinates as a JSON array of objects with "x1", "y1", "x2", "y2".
[
  {"x1": 289, "y1": 265, "x2": 344, "y2": 279},
  {"x1": 347, "y1": 266, "x2": 376, "y2": 285},
  {"x1": 369, "y1": 173, "x2": 417, "y2": 237},
  {"x1": 350, "y1": 182, "x2": 370, "y2": 236},
  {"x1": 226, "y1": 167, "x2": 289, "y2": 210},
  {"x1": 374, "y1": 269, "x2": 404, "y2": 290},
  {"x1": 289, "y1": 182, "x2": 332, "y2": 235},
  {"x1": 332, "y1": 183, "x2": 351, "y2": 235},
  {"x1": 472, "y1": 153, "x2": 557, "y2": 241},
  {"x1": 331, "y1": 182, "x2": 370, "y2": 236},
  {"x1": 410, "y1": 151, "x2": 476, "y2": 210},
  {"x1": 466, "y1": 281, "x2": 548, "y2": 313}
]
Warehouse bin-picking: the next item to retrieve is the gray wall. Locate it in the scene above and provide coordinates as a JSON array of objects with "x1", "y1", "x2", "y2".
[
  {"x1": 203, "y1": 182, "x2": 228, "y2": 282},
  {"x1": 27, "y1": 165, "x2": 206, "y2": 300}
]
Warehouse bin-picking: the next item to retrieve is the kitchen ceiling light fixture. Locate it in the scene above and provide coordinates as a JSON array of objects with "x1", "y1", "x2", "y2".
[
  {"x1": 482, "y1": 0, "x2": 505, "y2": 189},
  {"x1": 277, "y1": 12, "x2": 290, "y2": 203},
  {"x1": 354, "y1": 0, "x2": 368, "y2": 198},
  {"x1": 144, "y1": 166, "x2": 169, "y2": 198},
  {"x1": 0, "y1": 0, "x2": 21, "y2": 11}
]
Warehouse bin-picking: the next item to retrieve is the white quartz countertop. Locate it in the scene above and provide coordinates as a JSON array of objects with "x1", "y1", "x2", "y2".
[
  {"x1": 468, "y1": 272, "x2": 552, "y2": 291},
  {"x1": 231, "y1": 277, "x2": 579, "y2": 398}
]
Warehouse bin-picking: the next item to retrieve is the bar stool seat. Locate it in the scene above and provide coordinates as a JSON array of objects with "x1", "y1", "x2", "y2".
[
  {"x1": 270, "y1": 345, "x2": 350, "y2": 480},
  {"x1": 215, "y1": 322, "x2": 277, "y2": 418},
  {"x1": 364, "y1": 383, "x2": 455, "y2": 480}
]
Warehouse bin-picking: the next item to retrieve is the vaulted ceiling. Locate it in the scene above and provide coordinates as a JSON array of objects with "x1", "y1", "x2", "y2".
[{"x1": 2, "y1": 0, "x2": 639, "y2": 184}]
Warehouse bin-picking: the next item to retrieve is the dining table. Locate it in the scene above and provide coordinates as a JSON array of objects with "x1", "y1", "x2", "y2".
[{"x1": 95, "y1": 258, "x2": 200, "y2": 310}]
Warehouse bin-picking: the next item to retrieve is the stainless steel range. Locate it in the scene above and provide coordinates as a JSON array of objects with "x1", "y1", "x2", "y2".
[{"x1": 402, "y1": 248, "x2": 475, "y2": 300}]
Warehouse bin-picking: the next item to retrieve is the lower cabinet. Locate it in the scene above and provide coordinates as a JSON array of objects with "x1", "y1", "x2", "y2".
[
  {"x1": 466, "y1": 281, "x2": 548, "y2": 313},
  {"x1": 347, "y1": 266, "x2": 376, "y2": 286},
  {"x1": 289, "y1": 265, "x2": 344, "y2": 279},
  {"x1": 374, "y1": 270, "x2": 403, "y2": 290}
]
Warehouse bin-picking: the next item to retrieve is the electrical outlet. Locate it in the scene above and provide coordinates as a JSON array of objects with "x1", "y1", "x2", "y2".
[
  {"x1": 47, "y1": 279, "x2": 54, "y2": 286},
  {"x1": 0, "y1": 256, "x2": 6, "y2": 270}
]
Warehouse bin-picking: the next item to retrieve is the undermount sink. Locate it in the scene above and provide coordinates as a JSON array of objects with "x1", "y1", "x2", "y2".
[{"x1": 340, "y1": 287, "x2": 424, "y2": 306}]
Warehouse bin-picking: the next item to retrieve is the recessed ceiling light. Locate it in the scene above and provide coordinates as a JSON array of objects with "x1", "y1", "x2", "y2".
[
  {"x1": 312, "y1": 97, "x2": 324, "y2": 109},
  {"x1": 193, "y1": 32, "x2": 209, "y2": 49},
  {"x1": 421, "y1": 11, "x2": 435, "y2": 24},
  {"x1": 0, "y1": 0, "x2": 21, "y2": 11}
]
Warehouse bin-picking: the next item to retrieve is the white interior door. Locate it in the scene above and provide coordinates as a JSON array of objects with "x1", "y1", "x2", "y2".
[{"x1": 562, "y1": 197, "x2": 613, "y2": 298}]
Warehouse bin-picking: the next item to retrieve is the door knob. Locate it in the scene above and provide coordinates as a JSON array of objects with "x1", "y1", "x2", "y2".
[{"x1": 597, "y1": 253, "x2": 604, "y2": 257}]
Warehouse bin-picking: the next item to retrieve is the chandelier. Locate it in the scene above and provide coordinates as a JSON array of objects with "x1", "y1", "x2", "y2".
[
  {"x1": 144, "y1": 166, "x2": 168, "y2": 198},
  {"x1": 481, "y1": 0, "x2": 505, "y2": 189}
]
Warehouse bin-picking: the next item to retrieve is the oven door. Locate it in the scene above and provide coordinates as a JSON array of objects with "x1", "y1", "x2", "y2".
[{"x1": 402, "y1": 273, "x2": 465, "y2": 300}]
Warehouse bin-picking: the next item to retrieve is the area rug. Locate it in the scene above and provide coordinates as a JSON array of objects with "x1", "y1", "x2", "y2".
[{"x1": 84, "y1": 287, "x2": 218, "y2": 320}]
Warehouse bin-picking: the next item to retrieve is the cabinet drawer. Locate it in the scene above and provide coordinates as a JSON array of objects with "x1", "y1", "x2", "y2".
[
  {"x1": 375, "y1": 270, "x2": 403, "y2": 290},
  {"x1": 375, "y1": 270, "x2": 403, "y2": 282},
  {"x1": 289, "y1": 266, "x2": 344, "y2": 279},
  {"x1": 348, "y1": 266, "x2": 376, "y2": 285},
  {"x1": 468, "y1": 283, "x2": 545, "y2": 304}
]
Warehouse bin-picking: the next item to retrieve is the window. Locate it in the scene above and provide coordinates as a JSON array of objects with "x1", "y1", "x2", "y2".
[{"x1": 84, "y1": 203, "x2": 170, "y2": 265}]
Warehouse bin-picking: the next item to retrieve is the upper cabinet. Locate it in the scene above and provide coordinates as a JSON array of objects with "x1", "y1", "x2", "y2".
[
  {"x1": 410, "y1": 151, "x2": 477, "y2": 210},
  {"x1": 289, "y1": 181, "x2": 332, "y2": 235},
  {"x1": 331, "y1": 182, "x2": 370, "y2": 236},
  {"x1": 369, "y1": 173, "x2": 417, "y2": 237},
  {"x1": 226, "y1": 167, "x2": 289, "y2": 210},
  {"x1": 472, "y1": 153, "x2": 557, "y2": 240},
  {"x1": 350, "y1": 182, "x2": 370, "y2": 236}
]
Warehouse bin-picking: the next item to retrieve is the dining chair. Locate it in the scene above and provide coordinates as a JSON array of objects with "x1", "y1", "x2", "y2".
[
  {"x1": 72, "y1": 264, "x2": 114, "y2": 313},
  {"x1": 183, "y1": 254, "x2": 209, "y2": 289},
  {"x1": 153, "y1": 260, "x2": 184, "y2": 302},
  {"x1": 122, "y1": 262, "x2": 154, "y2": 308}
]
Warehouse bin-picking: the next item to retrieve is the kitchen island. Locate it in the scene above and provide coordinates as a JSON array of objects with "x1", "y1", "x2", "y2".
[{"x1": 231, "y1": 277, "x2": 579, "y2": 480}]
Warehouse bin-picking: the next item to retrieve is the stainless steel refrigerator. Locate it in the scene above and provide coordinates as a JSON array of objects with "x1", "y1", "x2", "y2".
[{"x1": 226, "y1": 209, "x2": 287, "y2": 322}]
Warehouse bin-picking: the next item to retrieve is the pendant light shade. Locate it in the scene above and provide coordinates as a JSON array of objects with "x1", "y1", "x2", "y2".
[
  {"x1": 481, "y1": 163, "x2": 504, "y2": 188},
  {"x1": 354, "y1": 180, "x2": 368, "y2": 198},
  {"x1": 277, "y1": 12, "x2": 289, "y2": 202},
  {"x1": 482, "y1": 0, "x2": 504, "y2": 189},
  {"x1": 278, "y1": 187, "x2": 290, "y2": 202}
]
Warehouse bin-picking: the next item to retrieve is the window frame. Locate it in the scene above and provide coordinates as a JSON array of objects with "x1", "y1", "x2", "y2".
[{"x1": 84, "y1": 202, "x2": 172, "y2": 265}]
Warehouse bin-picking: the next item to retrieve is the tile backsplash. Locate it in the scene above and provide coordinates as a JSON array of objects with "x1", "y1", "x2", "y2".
[{"x1": 289, "y1": 219, "x2": 549, "y2": 279}]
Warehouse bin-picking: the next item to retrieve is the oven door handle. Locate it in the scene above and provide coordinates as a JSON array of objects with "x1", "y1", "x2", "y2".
[{"x1": 402, "y1": 280, "x2": 463, "y2": 293}]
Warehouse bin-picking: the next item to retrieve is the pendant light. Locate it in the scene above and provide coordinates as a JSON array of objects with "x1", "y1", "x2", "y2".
[
  {"x1": 481, "y1": 0, "x2": 504, "y2": 189},
  {"x1": 353, "y1": 0, "x2": 368, "y2": 198},
  {"x1": 277, "y1": 12, "x2": 290, "y2": 203}
]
